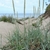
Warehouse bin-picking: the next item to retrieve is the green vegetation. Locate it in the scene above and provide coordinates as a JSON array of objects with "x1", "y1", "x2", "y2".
[
  {"x1": 46, "y1": 4, "x2": 50, "y2": 12},
  {"x1": 43, "y1": 4, "x2": 50, "y2": 18},
  {"x1": 45, "y1": 4, "x2": 50, "y2": 16},
  {"x1": 2, "y1": 24, "x2": 50, "y2": 50},
  {"x1": 0, "y1": 16, "x2": 8, "y2": 22},
  {"x1": 0, "y1": 16, "x2": 23, "y2": 24},
  {"x1": 0, "y1": 16, "x2": 14, "y2": 24},
  {"x1": 32, "y1": 23, "x2": 38, "y2": 27}
]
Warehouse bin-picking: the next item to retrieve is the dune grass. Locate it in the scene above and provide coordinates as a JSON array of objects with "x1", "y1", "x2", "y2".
[
  {"x1": 2, "y1": 24, "x2": 50, "y2": 50},
  {"x1": 0, "y1": 16, "x2": 15, "y2": 24}
]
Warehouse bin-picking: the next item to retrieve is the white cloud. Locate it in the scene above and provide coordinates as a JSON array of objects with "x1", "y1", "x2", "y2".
[{"x1": 0, "y1": 2, "x2": 11, "y2": 8}]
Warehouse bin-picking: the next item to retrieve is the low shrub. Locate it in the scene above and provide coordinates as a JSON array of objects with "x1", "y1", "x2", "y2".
[
  {"x1": 0, "y1": 16, "x2": 8, "y2": 22},
  {"x1": 43, "y1": 4, "x2": 50, "y2": 18},
  {"x1": 0, "y1": 16, "x2": 15, "y2": 24}
]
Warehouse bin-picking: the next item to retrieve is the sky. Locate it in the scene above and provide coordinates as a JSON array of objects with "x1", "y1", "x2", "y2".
[{"x1": 0, "y1": 0, "x2": 50, "y2": 14}]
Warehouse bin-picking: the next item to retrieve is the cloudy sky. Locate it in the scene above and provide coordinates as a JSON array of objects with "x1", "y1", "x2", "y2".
[{"x1": 0, "y1": 0, "x2": 49, "y2": 14}]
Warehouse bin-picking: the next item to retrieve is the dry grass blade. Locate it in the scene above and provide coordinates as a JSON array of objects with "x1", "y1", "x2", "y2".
[
  {"x1": 24, "y1": 0, "x2": 26, "y2": 18},
  {"x1": 39, "y1": 0, "x2": 40, "y2": 8},
  {"x1": 24, "y1": 0, "x2": 26, "y2": 33},
  {"x1": 33, "y1": 6, "x2": 36, "y2": 17},
  {"x1": 42, "y1": 0, "x2": 44, "y2": 10},
  {"x1": 12, "y1": 0, "x2": 15, "y2": 15}
]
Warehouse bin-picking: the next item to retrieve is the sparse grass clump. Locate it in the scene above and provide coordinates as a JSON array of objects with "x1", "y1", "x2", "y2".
[
  {"x1": 46, "y1": 4, "x2": 50, "y2": 12},
  {"x1": 0, "y1": 16, "x2": 8, "y2": 22},
  {"x1": 32, "y1": 23, "x2": 39, "y2": 27},
  {"x1": 0, "y1": 16, "x2": 15, "y2": 24},
  {"x1": 45, "y1": 4, "x2": 50, "y2": 16}
]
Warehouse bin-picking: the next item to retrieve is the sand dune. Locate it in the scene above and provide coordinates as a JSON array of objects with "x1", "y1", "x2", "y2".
[
  {"x1": 0, "y1": 16, "x2": 50, "y2": 47},
  {"x1": 0, "y1": 21, "x2": 16, "y2": 46},
  {"x1": 0, "y1": 21, "x2": 24, "y2": 47}
]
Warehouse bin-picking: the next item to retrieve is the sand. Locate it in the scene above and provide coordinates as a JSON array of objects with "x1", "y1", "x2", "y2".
[
  {"x1": 0, "y1": 21, "x2": 16, "y2": 47},
  {"x1": 0, "y1": 21, "x2": 24, "y2": 47}
]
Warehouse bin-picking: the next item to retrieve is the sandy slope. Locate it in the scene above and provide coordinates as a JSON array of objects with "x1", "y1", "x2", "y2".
[
  {"x1": 40, "y1": 17, "x2": 50, "y2": 30},
  {"x1": 0, "y1": 21, "x2": 25, "y2": 47},
  {"x1": 0, "y1": 21, "x2": 24, "y2": 47},
  {"x1": 0, "y1": 21, "x2": 16, "y2": 47},
  {"x1": 0, "y1": 17, "x2": 50, "y2": 47}
]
